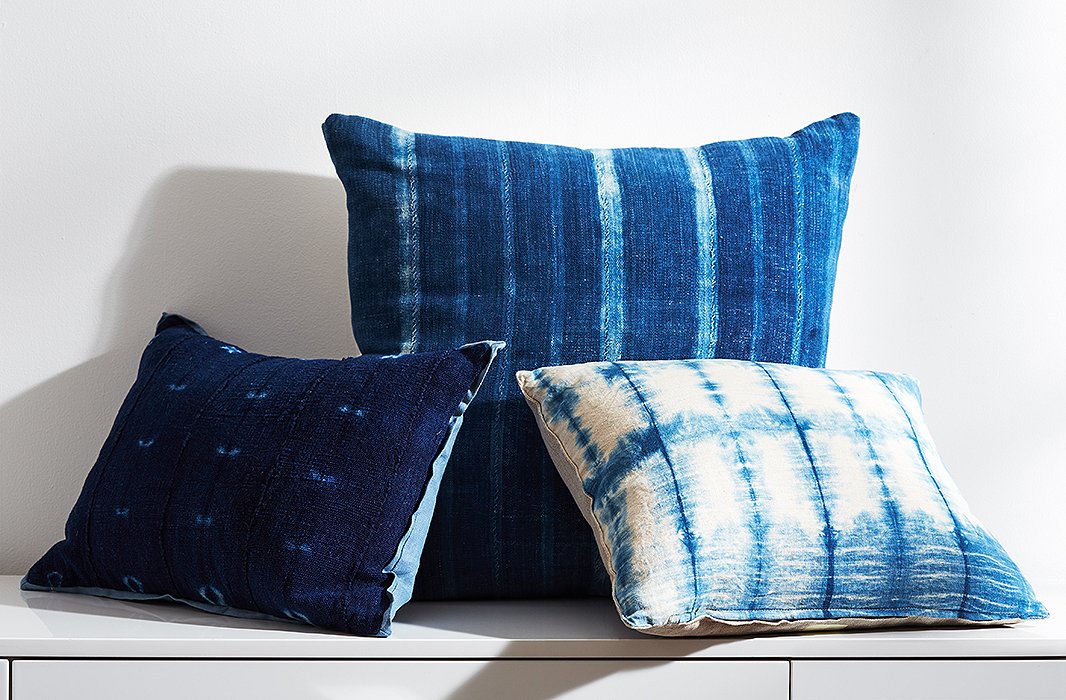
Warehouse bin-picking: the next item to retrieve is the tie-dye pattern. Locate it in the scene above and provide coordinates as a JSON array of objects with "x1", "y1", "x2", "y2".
[{"x1": 517, "y1": 360, "x2": 1046, "y2": 635}]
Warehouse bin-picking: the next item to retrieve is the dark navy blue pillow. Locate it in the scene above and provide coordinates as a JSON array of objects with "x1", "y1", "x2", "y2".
[
  {"x1": 23, "y1": 314, "x2": 501, "y2": 636},
  {"x1": 323, "y1": 113, "x2": 861, "y2": 599}
]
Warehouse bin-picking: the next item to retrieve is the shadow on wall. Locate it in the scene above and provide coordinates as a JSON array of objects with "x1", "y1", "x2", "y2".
[{"x1": 0, "y1": 168, "x2": 354, "y2": 575}]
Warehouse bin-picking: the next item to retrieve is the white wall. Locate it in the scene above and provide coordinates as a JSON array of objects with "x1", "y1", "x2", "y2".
[{"x1": 2, "y1": 1, "x2": 1064, "y2": 590}]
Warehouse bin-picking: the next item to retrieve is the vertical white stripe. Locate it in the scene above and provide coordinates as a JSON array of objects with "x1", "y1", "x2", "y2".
[
  {"x1": 822, "y1": 122, "x2": 845, "y2": 358},
  {"x1": 592, "y1": 149, "x2": 624, "y2": 361},
  {"x1": 737, "y1": 142, "x2": 764, "y2": 360},
  {"x1": 682, "y1": 147, "x2": 719, "y2": 357},
  {"x1": 786, "y1": 138, "x2": 805, "y2": 364},
  {"x1": 489, "y1": 141, "x2": 517, "y2": 591},
  {"x1": 393, "y1": 127, "x2": 420, "y2": 353},
  {"x1": 542, "y1": 146, "x2": 563, "y2": 590},
  {"x1": 546, "y1": 147, "x2": 565, "y2": 365}
]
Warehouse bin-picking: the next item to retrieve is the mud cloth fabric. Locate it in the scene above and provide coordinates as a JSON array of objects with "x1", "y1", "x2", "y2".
[
  {"x1": 23, "y1": 314, "x2": 501, "y2": 636},
  {"x1": 323, "y1": 112, "x2": 861, "y2": 599},
  {"x1": 517, "y1": 359, "x2": 1047, "y2": 636}
]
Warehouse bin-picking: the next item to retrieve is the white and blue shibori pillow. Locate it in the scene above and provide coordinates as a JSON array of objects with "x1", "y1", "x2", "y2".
[{"x1": 517, "y1": 360, "x2": 1047, "y2": 636}]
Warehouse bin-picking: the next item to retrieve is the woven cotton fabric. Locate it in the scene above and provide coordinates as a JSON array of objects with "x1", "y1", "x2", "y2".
[
  {"x1": 23, "y1": 314, "x2": 501, "y2": 636},
  {"x1": 324, "y1": 113, "x2": 860, "y2": 599},
  {"x1": 517, "y1": 359, "x2": 1047, "y2": 635}
]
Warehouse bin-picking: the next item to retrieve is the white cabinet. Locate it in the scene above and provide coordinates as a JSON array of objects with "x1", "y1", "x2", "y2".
[
  {"x1": 792, "y1": 660, "x2": 1066, "y2": 700},
  {"x1": 3, "y1": 577, "x2": 1065, "y2": 700},
  {"x1": 12, "y1": 659, "x2": 788, "y2": 700}
]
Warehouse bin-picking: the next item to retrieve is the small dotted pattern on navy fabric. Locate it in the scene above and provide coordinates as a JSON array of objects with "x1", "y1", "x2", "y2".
[{"x1": 23, "y1": 314, "x2": 499, "y2": 636}]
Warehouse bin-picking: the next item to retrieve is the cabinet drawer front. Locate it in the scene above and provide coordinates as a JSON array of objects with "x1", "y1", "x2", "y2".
[
  {"x1": 13, "y1": 659, "x2": 787, "y2": 700},
  {"x1": 792, "y1": 660, "x2": 1066, "y2": 700},
  {"x1": 3, "y1": 659, "x2": 8, "y2": 700}
]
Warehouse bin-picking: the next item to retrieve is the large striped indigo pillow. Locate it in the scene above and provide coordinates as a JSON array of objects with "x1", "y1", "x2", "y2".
[
  {"x1": 517, "y1": 359, "x2": 1047, "y2": 635},
  {"x1": 323, "y1": 113, "x2": 860, "y2": 599}
]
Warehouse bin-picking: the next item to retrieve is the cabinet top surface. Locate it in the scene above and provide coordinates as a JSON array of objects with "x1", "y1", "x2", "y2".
[{"x1": 1, "y1": 576, "x2": 1063, "y2": 659}]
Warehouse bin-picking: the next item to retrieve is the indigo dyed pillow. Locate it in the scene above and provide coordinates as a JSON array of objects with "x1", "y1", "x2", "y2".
[
  {"x1": 517, "y1": 359, "x2": 1047, "y2": 636},
  {"x1": 23, "y1": 314, "x2": 501, "y2": 636},
  {"x1": 324, "y1": 112, "x2": 860, "y2": 599}
]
